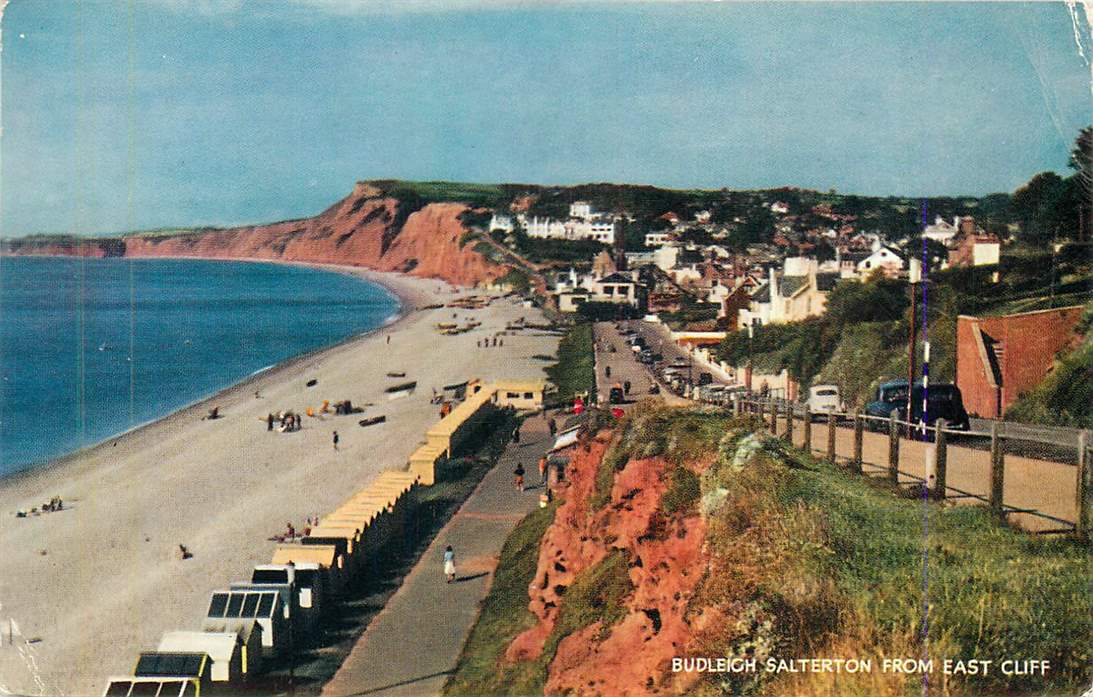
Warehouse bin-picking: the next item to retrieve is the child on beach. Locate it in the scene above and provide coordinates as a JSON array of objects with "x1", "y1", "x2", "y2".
[
  {"x1": 333, "y1": 431, "x2": 339, "y2": 450},
  {"x1": 444, "y1": 545, "x2": 456, "y2": 583}
]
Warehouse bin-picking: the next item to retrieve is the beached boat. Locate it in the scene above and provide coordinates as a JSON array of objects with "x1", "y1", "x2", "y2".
[{"x1": 384, "y1": 381, "x2": 416, "y2": 394}]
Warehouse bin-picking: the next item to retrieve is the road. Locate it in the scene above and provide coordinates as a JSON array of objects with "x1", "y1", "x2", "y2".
[{"x1": 592, "y1": 322, "x2": 689, "y2": 408}]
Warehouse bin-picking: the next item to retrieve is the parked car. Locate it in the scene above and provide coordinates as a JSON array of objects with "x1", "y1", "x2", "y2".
[
  {"x1": 609, "y1": 385, "x2": 625, "y2": 404},
  {"x1": 807, "y1": 384, "x2": 844, "y2": 419},
  {"x1": 697, "y1": 372, "x2": 713, "y2": 386},
  {"x1": 864, "y1": 380, "x2": 970, "y2": 431},
  {"x1": 863, "y1": 380, "x2": 910, "y2": 421}
]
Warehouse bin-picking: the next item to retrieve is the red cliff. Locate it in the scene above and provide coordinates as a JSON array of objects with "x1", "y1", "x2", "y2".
[{"x1": 3, "y1": 182, "x2": 505, "y2": 287}]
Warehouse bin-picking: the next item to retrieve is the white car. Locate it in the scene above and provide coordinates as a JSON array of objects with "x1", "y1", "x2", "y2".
[{"x1": 807, "y1": 384, "x2": 844, "y2": 419}]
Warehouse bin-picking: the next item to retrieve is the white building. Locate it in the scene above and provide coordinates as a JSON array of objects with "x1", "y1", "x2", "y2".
[
  {"x1": 857, "y1": 243, "x2": 905, "y2": 277},
  {"x1": 645, "y1": 232, "x2": 671, "y2": 247},
  {"x1": 922, "y1": 216, "x2": 960, "y2": 244},
  {"x1": 525, "y1": 216, "x2": 616, "y2": 244},
  {"x1": 569, "y1": 201, "x2": 593, "y2": 220},
  {"x1": 489, "y1": 214, "x2": 514, "y2": 233}
]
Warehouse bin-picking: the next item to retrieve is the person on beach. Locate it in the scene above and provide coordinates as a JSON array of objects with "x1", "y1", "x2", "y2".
[
  {"x1": 386, "y1": 335, "x2": 391, "y2": 345},
  {"x1": 444, "y1": 545, "x2": 456, "y2": 583},
  {"x1": 514, "y1": 464, "x2": 525, "y2": 492},
  {"x1": 333, "y1": 431, "x2": 339, "y2": 450},
  {"x1": 267, "y1": 413, "x2": 274, "y2": 431}
]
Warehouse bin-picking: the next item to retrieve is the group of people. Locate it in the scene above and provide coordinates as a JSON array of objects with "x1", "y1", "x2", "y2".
[
  {"x1": 15, "y1": 496, "x2": 63, "y2": 518},
  {"x1": 267, "y1": 411, "x2": 301, "y2": 432},
  {"x1": 476, "y1": 336, "x2": 504, "y2": 348}
]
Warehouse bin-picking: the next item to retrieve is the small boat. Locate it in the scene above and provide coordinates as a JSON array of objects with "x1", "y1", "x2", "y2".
[
  {"x1": 358, "y1": 415, "x2": 387, "y2": 427},
  {"x1": 386, "y1": 371, "x2": 406, "y2": 378},
  {"x1": 306, "y1": 378, "x2": 318, "y2": 387},
  {"x1": 384, "y1": 381, "x2": 417, "y2": 394}
]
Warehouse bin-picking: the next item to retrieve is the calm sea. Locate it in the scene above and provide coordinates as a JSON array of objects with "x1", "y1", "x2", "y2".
[{"x1": 0, "y1": 257, "x2": 400, "y2": 476}]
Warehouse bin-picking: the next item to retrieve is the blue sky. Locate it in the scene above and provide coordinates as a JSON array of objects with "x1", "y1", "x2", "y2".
[{"x1": 2, "y1": 1, "x2": 1090, "y2": 236}]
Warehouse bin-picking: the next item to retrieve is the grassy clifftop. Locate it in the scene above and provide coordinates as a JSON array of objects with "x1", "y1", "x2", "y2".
[{"x1": 447, "y1": 407, "x2": 1090, "y2": 697}]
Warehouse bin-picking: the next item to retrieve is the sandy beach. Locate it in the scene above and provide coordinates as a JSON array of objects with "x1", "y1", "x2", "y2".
[{"x1": 0, "y1": 266, "x2": 560, "y2": 697}]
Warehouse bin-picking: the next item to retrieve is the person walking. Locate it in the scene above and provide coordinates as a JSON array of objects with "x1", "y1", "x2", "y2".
[
  {"x1": 332, "y1": 431, "x2": 339, "y2": 451},
  {"x1": 548, "y1": 416, "x2": 557, "y2": 437},
  {"x1": 605, "y1": 365, "x2": 611, "y2": 379},
  {"x1": 538, "y1": 455, "x2": 548, "y2": 484},
  {"x1": 514, "y1": 464, "x2": 525, "y2": 492},
  {"x1": 267, "y1": 413, "x2": 274, "y2": 431},
  {"x1": 443, "y1": 545, "x2": 456, "y2": 583},
  {"x1": 512, "y1": 423, "x2": 521, "y2": 444}
]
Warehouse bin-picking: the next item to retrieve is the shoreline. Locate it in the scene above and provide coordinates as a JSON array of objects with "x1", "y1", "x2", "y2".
[
  {"x1": 0, "y1": 257, "x2": 447, "y2": 486},
  {"x1": 0, "y1": 259, "x2": 556, "y2": 697}
]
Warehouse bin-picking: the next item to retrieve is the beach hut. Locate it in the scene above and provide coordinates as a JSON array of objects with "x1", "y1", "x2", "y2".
[
  {"x1": 131, "y1": 652, "x2": 210, "y2": 694},
  {"x1": 249, "y1": 564, "x2": 326, "y2": 636},
  {"x1": 229, "y1": 581, "x2": 309, "y2": 643},
  {"x1": 494, "y1": 379, "x2": 548, "y2": 410},
  {"x1": 102, "y1": 676, "x2": 199, "y2": 696},
  {"x1": 202, "y1": 589, "x2": 285, "y2": 657},
  {"x1": 303, "y1": 525, "x2": 361, "y2": 575},
  {"x1": 272, "y1": 543, "x2": 346, "y2": 595},
  {"x1": 409, "y1": 443, "x2": 445, "y2": 484},
  {"x1": 157, "y1": 632, "x2": 243, "y2": 684}
]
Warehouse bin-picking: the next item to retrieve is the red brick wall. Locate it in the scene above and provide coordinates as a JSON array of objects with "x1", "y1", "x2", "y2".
[{"x1": 956, "y1": 306, "x2": 1084, "y2": 418}]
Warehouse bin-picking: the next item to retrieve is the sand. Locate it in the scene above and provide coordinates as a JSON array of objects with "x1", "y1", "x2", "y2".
[{"x1": 0, "y1": 265, "x2": 560, "y2": 697}]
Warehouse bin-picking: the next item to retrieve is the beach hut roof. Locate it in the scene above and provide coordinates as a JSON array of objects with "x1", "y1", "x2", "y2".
[
  {"x1": 206, "y1": 590, "x2": 280, "y2": 620},
  {"x1": 103, "y1": 676, "x2": 197, "y2": 697},
  {"x1": 270, "y1": 546, "x2": 337, "y2": 567},
  {"x1": 427, "y1": 386, "x2": 497, "y2": 438},
  {"x1": 310, "y1": 524, "x2": 365, "y2": 541},
  {"x1": 134, "y1": 652, "x2": 208, "y2": 679},
  {"x1": 157, "y1": 632, "x2": 238, "y2": 665}
]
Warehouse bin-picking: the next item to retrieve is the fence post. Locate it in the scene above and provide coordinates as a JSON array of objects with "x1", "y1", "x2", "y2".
[
  {"x1": 1076, "y1": 430, "x2": 1089, "y2": 540},
  {"x1": 785, "y1": 402, "x2": 794, "y2": 445},
  {"x1": 887, "y1": 413, "x2": 899, "y2": 484},
  {"x1": 769, "y1": 400, "x2": 778, "y2": 435},
  {"x1": 803, "y1": 408, "x2": 812, "y2": 453},
  {"x1": 932, "y1": 425, "x2": 948, "y2": 501},
  {"x1": 852, "y1": 412, "x2": 863, "y2": 475},
  {"x1": 990, "y1": 422, "x2": 1005, "y2": 519},
  {"x1": 826, "y1": 414, "x2": 837, "y2": 464}
]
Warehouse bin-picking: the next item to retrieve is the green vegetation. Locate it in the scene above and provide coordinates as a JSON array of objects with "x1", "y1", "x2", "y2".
[
  {"x1": 661, "y1": 465, "x2": 701, "y2": 514},
  {"x1": 694, "y1": 419, "x2": 1091, "y2": 696},
  {"x1": 544, "y1": 323, "x2": 596, "y2": 404},
  {"x1": 496, "y1": 267, "x2": 531, "y2": 294},
  {"x1": 444, "y1": 503, "x2": 558, "y2": 696}
]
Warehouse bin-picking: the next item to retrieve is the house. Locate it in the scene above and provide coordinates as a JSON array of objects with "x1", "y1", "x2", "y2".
[
  {"x1": 569, "y1": 201, "x2": 594, "y2": 220},
  {"x1": 956, "y1": 306, "x2": 1085, "y2": 418},
  {"x1": 856, "y1": 242, "x2": 905, "y2": 278},
  {"x1": 488, "y1": 214, "x2": 514, "y2": 233},
  {"x1": 590, "y1": 272, "x2": 640, "y2": 306},
  {"x1": 737, "y1": 257, "x2": 840, "y2": 328},
  {"x1": 922, "y1": 216, "x2": 960, "y2": 244},
  {"x1": 770, "y1": 201, "x2": 790, "y2": 215},
  {"x1": 525, "y1": 216, "x2": 617, "y2": 244},
  {"x1": 948, "y1": 230, "x2": 1001, "y2": 267},
  {"x1": 645, "y1": 231, "x2": 672, "y2": 247}
]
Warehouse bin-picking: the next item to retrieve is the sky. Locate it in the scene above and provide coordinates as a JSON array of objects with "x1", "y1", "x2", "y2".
[{"x1": 1, "y1": 1, "x2": 1091, "y2": 237}]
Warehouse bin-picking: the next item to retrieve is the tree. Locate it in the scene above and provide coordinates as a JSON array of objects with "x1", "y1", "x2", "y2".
[{"x1": 1069, "y1": 125, "x2": 1092, "y2": 240}]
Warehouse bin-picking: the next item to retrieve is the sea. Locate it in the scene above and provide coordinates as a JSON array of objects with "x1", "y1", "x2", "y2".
[{"x1": 0, "y1": 257, "x2": 401, "y2": 476}]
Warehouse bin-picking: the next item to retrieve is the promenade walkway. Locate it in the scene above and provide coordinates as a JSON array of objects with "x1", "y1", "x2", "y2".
[{"x1": 321, "y1": 416, "x2": 552, "y2": 697}]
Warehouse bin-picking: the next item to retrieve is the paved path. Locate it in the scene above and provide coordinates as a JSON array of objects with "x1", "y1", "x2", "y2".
[
  {"x1": 321, "y1": 417, "x2": 551, "y2": 697},
  {"x1": 593, "y1": 321, "x2": 689, "y2": 408}
]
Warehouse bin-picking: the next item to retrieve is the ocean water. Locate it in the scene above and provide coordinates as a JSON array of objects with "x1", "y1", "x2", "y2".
[{"x1": 0, "y1": 257, "x2": 400, "y2": 476}]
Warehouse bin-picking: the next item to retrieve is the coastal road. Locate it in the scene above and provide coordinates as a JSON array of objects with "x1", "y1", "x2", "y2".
[{"x1": 592, "y1": 322, "x2": 688, "y2": 408}]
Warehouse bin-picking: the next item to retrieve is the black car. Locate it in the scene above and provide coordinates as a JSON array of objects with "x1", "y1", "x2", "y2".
[
  {"x1": 609, "y1": 386, "x2": 625, "y2": 404},
  {"x1": 892, "y1": 384, "x2": 971, "y2": 431}
]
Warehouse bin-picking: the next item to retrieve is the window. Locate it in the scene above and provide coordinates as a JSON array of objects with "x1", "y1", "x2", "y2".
[
  {"x1": 523, "y1": 392, "x2": 533, "y2": 399},
  {"x1": 105, "y1": 681, "x2": 132, "y2": 696},
  {"x1": 506, "y1": 391, "x2": 520, "y2": 399},
  {"x1": 130, "y1": 683, "x2": 159, "y2": 696}
]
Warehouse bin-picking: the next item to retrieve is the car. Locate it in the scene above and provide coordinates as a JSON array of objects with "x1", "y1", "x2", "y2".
[
  {"x1": 609, "y1": 385, "x2": 625, "y2": 404},
  {"x1": 863, "y1": 380, "x2": 910, "y2": 429},
  {"x1": 650, "y1": 353, "x2": 664, "y2": 363},
  {"x1": 807, "y1": 384, "x2": 844, "y2": 419},
  {"x1": 697, "y1": 372, "x2": 713, "y2": 386},
  {"x1": 864, "y1": 381, "x2": 970, "y2": 432}
]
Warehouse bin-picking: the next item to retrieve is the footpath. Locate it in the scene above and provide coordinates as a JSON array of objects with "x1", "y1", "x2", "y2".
[{"x1": 321, "y1": 416, "x2": 552, "y2": 697}]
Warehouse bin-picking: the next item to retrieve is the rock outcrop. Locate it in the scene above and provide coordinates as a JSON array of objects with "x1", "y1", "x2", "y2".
[
  {"x1": 2, "y1": 182, "x2": 505, "y2": 287},
  {"x1": 506, "y1": 429, "x2": 709, "y2": 696}
]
